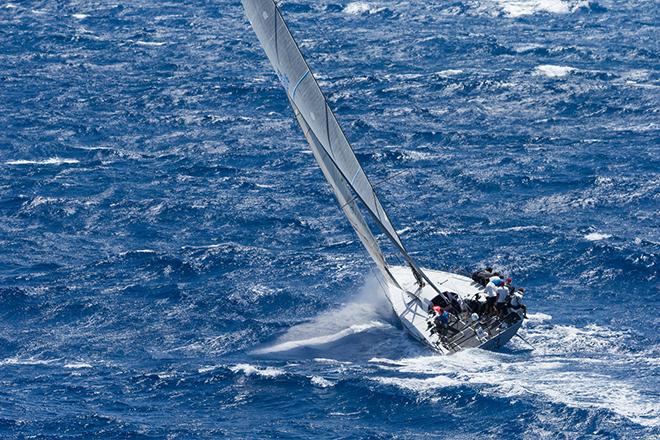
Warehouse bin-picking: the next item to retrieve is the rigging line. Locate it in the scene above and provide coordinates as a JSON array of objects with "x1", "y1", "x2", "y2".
[{"x1": 515, "y1": 333, "x2": 535, "y2": 349}]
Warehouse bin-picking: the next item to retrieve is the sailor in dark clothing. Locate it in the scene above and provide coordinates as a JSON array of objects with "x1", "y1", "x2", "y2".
[
  {"x1": 434, "y1": 309, "x2": 450, "y2": 337},
  {"x1": 467, "y1": 292, "x2": 484, "y2": 315},
  {"x1": 471, "y1": 267, "x2": 495, "y2": 286}
]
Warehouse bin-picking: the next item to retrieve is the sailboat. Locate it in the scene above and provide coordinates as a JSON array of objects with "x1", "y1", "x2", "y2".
[{"x1": 241, "y1": 0, "x2": 526, "y2": 354}]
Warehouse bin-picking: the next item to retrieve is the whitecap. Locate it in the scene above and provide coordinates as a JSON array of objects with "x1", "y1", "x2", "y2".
[
  {"x1": 5, "y1": 158, "x2": 80, "y2": 165},
  {"x1": 436, "y1": 69, "x2": 464, "y2": 76},
  {"x1": 344, "y1": 2, "x2": 386, "y2": 15},
  {"x1": 135, "y1": 40, "x2": 167, "y2": 47},
  {"x1": 313, "y1": 358, "x2": 353, "y2": 365},
  {"x1": 496, "y1": 0, "x2": 577, "y2": 18},
  {"x1": 230, "y1": 363, "x2": 284, "y2": 378},
  {"x1": 584, "y1": 232, "x2": 612, "y2": 241},
  {"x1": 72, "y1": 13, "x2": 88, "y2": 20},
  {"x1": 310, "y1": 376, "x2": 335, "y2": 388},
  {"x1": 535, "y1": 64, "x2": 575, "y2": 78},
  {"x1": 372, "y1": 374, "x2": 459, "y2": 391},
  {"x1": 64, "y1": 362, "x2": 92, "y2": 369},
  {"x1": 0, "y1": 357, "x2": 60, "y2": 366},
  {"x1": 526, "y1": 312, "x2": 552, "y2": 322}
]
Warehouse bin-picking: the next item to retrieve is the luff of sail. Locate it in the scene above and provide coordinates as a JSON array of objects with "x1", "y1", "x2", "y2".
[{"x1": 241, "y1": 0, "x2": 444, "y2": 294}]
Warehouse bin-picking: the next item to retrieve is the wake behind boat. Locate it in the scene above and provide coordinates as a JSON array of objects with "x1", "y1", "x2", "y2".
[{"x1": 241, "y1": 0, "x2": 528, "y2": 354}]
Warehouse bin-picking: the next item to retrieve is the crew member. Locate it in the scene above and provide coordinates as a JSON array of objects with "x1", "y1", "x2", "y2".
[
  {"x1": 508, "y1": 288, "x2": 527, "y2": 318},
  {"x1": 484, "y1": 278, "x2": 499, "y2": 315},
  {"x1": 496, "y1": 281, "x2": 510, "y2": 315}
]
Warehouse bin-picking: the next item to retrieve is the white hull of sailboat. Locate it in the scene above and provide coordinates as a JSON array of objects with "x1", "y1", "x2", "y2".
[{"x1": 384, "y1": 266, "x2": 522, "y2": 354}]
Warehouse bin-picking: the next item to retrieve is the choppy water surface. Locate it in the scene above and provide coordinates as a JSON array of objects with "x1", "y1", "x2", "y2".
[{"x1": 1, "y1": 0, "x2": 658, "y2": 438}]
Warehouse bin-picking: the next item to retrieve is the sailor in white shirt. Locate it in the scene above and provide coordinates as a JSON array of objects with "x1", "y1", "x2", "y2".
[
  {"x1": 484, "y1": 279, "x2": 499, "y2": 314},
  {"x1": 508, "y1": 289, "x2": 527, "y2": 318},
  {"x1": 496, "y1": 282, "x2": 510, "y2": 315}
]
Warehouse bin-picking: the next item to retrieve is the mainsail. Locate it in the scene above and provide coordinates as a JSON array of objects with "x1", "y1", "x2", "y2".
[{"x1": 242, "y1": 0, "x2": 443, "y2": 293}]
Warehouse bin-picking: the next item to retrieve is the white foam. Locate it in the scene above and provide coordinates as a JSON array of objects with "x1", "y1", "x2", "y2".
[
  {"x1": 136, "y1": 40, "x2": 166, "y2": 47},
  {"x1": 253, "y1": 276, "x2": 393, "y2": 355},
  {"x1": 373, "y1": 374, "x2": 459, "y2": 391},
  {"x1": 118, "y1": 249, "x2": 156, "y2": 257},
  {"x1": 497, "y1": 0, "x2": 579, "y2": 17},
  {"x1": 368, "y1": 323, "x2": 660, "y2": 427},
  {"x1": 72, "y1": 13, "x2": 88, "y2": 20},
  {"x1": 535, "y1": 64, "x2": 575, "y2": 78},
  {"x1": 344, "y1": 2, "x2": 385, "y2": 15},
  {"x1": 313, "y1": 358, "x2": 353, "y2": 365},
  {"x1": 0, "y1": 357, "x2": 60, "y2": 366},
  {"x1": 64, "y1": 362, "x2": 92, "y2": 369},
  {"x1": 254, "y1": 321, "x2": 389, "y2": 354},
  {"x1": 584, "y1": 232, "x2": 612, "y2": 241},
  {"x1": 437, "y1": 69, "x2": 464, "y2": 76},
  {"x1": 197, "y1": 365, "x2": 219, "y2": 373},
  {"x1": 526, "y1": 312, "x2": 552, "y2": 322},
  {"x1": 5, "y1": 158, "x2": 80, "y2": 165},
  {"x1": 230, "y1": 363, "x2": 284, "y2": 378},
  {"x1": 310, "y1": 376, "x2": 335, "y2": 388}
]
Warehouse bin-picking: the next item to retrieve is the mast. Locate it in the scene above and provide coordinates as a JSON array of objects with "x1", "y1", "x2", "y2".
[{"x1": 241, "y1": 0, "x2": 445, "y2": 295}]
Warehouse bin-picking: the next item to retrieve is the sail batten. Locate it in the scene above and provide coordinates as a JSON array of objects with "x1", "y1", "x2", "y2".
[{"x1": 242, "y1": 0, "x2": 443, "y2": 294}]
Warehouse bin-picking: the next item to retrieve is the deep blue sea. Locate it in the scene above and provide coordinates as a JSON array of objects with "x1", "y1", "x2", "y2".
[{"x1": 1, "y1": 0, "x2": 658, "y2": 438}]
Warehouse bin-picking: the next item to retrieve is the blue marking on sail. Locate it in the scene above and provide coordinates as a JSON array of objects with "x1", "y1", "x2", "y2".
[
  {"x1": 350, "y1": 168, "x2": 360, "y2": 186},
  {"x1": 291, "y1": 70, "x2": 309, "y2": 98}
]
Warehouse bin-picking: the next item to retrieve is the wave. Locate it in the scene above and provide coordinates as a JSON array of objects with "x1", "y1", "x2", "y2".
[
  {"x1": 494, "y1": 0, "x2": 593, "y2": 17},
  {"x1": 135, "y1": 40, "x2": 167, "y2": 47},
  {"x1": 64, "y1": 361, "x2": 93, "y2": 369},
  {"x1": 253, "y1": 321, "x2": 390, "y2": 354},
  {"x1": 368, "y1": 321, "x2": 659, "y2": 427},
  {"x1": 5, "y1": 158, "x2": 79, "y2": 165},
  {"x1": 343, "y1": 2, "x2": 390, "y2": 15},
  {"x1": 535, "y1": 64, "x2": 576, "y2": 78},
  {"x1": 230, "y1": 363, "x2": 284, "y2": 378},
  {"x1": 584, "y1": 232, "x2": 612, "y2": 241},
  {"x1": 252, "y1": 276, "x2": 397, "y2": 356}
]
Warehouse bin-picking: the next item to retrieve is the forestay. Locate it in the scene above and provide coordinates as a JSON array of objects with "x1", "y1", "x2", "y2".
[{"x1": 242, "y1": 0, "x2": 444, "y2": 293}]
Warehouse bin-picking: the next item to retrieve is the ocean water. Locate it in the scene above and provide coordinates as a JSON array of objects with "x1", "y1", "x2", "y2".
[{"x1": 0, "y1": 0, "x2": 658, "y2": 438}]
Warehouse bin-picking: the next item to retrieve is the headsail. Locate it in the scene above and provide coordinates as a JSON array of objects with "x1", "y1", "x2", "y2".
[
  {"x1": 289, "y1": 97, "x2": 400, "y2": 287},
  {"x1": 241, "y1": 0, "x2": 443, "y2": 293}
]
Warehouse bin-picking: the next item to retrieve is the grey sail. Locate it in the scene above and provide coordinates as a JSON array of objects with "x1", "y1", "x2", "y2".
[
  {"x1": 242, "y1": 0, "x2": 444, "y2": 293},
  {"x1": 290, "y1": 97, "x2": 400, "y2": 287}
]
